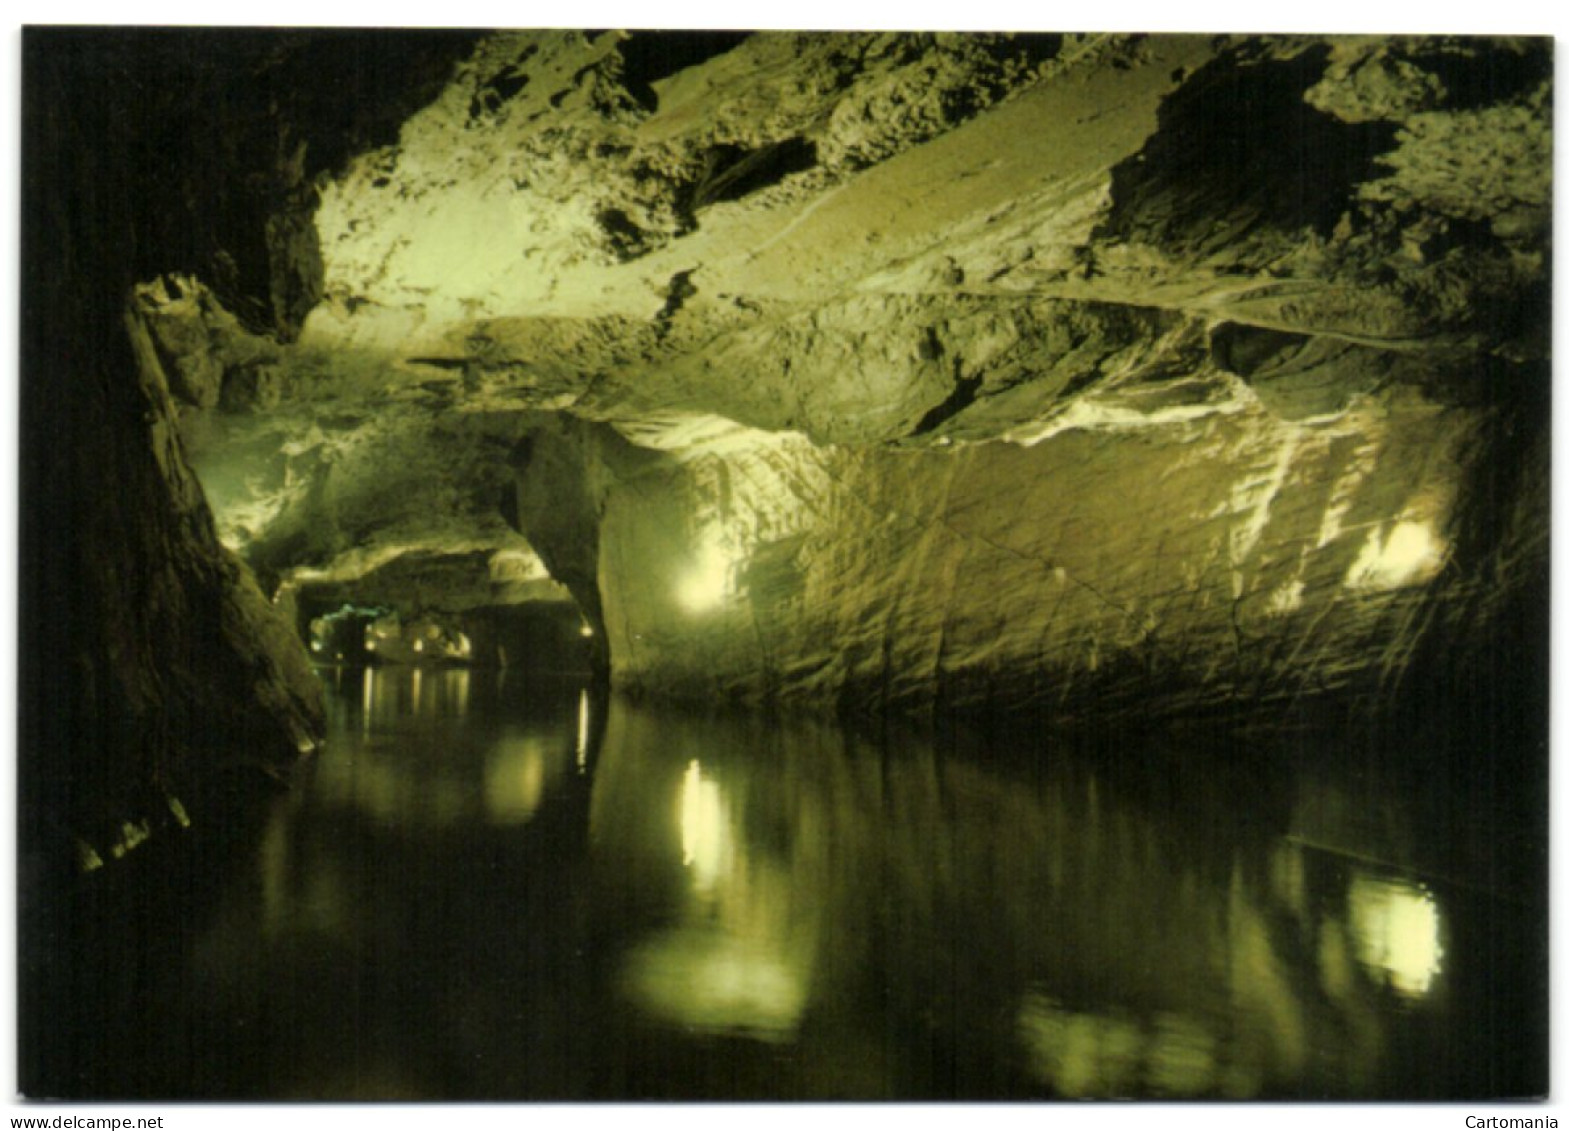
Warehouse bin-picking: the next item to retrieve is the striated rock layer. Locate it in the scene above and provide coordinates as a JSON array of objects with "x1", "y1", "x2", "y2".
[{"x1": 514, "y1": 367, "x2": 1543, "y2": 733}]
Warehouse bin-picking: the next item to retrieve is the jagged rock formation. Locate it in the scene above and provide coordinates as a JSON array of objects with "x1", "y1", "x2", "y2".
[{"x1": 22, "y1": 30, "x2": 1552, "y2": 860}]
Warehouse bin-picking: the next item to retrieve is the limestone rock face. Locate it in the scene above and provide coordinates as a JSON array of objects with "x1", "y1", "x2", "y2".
[
  {"x1": 22, "y1": 289, "x2": 325, "y2": 870},
  {"x1": 18, "y1": 29, "x2": 464, "y2": 872},
  {"x1": 514, "y1": 372, "x2": 1537, "y2": 728}
]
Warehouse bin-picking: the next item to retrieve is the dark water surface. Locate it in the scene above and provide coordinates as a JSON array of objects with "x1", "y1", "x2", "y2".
[{"x1": 53, "y1": 665, "x2": 1546, "y2": 1099}]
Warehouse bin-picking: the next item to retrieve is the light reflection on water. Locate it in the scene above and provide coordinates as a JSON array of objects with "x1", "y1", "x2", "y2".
[
  {"x1": 581, "y1": 704, "x2": 1485, "y2": 1099},
  {"x1": 311, "y1": 667, "x2": 575, "y2": 827},
  {"x1": 150, "y1": 667, "x2": 1540, "y2": 1099},
  {"x1": 1347, "y1": 872, "x2": 1445, "y2": 998}
]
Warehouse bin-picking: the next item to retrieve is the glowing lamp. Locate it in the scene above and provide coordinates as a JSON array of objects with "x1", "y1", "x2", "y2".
[
  {"x1": 677, "y1": 537, "x2": 734, "y2": 613},
  {"x1": 1347, "y1": 520, "x2": 1446, "y2": 591}
]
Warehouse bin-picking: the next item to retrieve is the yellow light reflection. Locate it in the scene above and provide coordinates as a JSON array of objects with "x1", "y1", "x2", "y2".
[
  {"x1": 1347, "y1": 520, "x2": 1446, "y2": 591},
  {"x1": 361, "y1": 666, "x2": 374, "y2": 736},
  {"x1": 1347, "y1": 872, "x2": 1444, "y2": 998},
  {"x1": 1018, "y1": 993, "x2": 1146, "y2": 1097},
  {"x1": 1018, "y1": 992, "x2": 1220, "y2": 1098},
  {"x1": 680, "y1": 759, "x2": 728, "y2": 893},
  {"x1": 576, "y1": 691, "x2": 590, "y2": 773},
  {"x1": 623, "y1": 927, "x2": 808, "y2": 1043},
  {"x1": 484, "y1": 738, "x2": 549, "y2": 823}
]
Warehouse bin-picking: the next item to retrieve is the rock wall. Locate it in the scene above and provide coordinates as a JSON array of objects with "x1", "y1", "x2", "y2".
[
  {"x1": 514, "y1": 355, "x2": 1542, "y2": 735},
  {"x1": 18, "y1": 28, "x2": 483, "y2": 871},
  {"x1": 20, "y1": 244, "x2": 326, "y2": 885},
  {"x1": 461, "y1": 33, "x2": 1546, "y2": 736}
]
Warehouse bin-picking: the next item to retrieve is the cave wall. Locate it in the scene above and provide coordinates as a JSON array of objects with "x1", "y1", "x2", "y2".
[
  {"x1": 85, "y1": 32, "x2": 1538, "y2": 747},
  {"x1": 19, "y1": 275, "x2": 328, "y2": 876},
  {"x1": 17, "y1": 30, "x2": 1550, "y2": 1093},
  {"x1": 461, "y1": 32, "x2": 1548, "y2": 737},
  {"x1": 514, "y1": 357, "x2": 1543, "y2": 735}
]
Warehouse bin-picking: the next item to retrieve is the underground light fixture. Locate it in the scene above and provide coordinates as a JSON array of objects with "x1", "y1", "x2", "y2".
[
  {"x1": 1347, "y1": 519, "x2": 1447, "y2": 591},
  {"x1": 677, "y1": 537, "x2": 735, "y2": 613}
]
